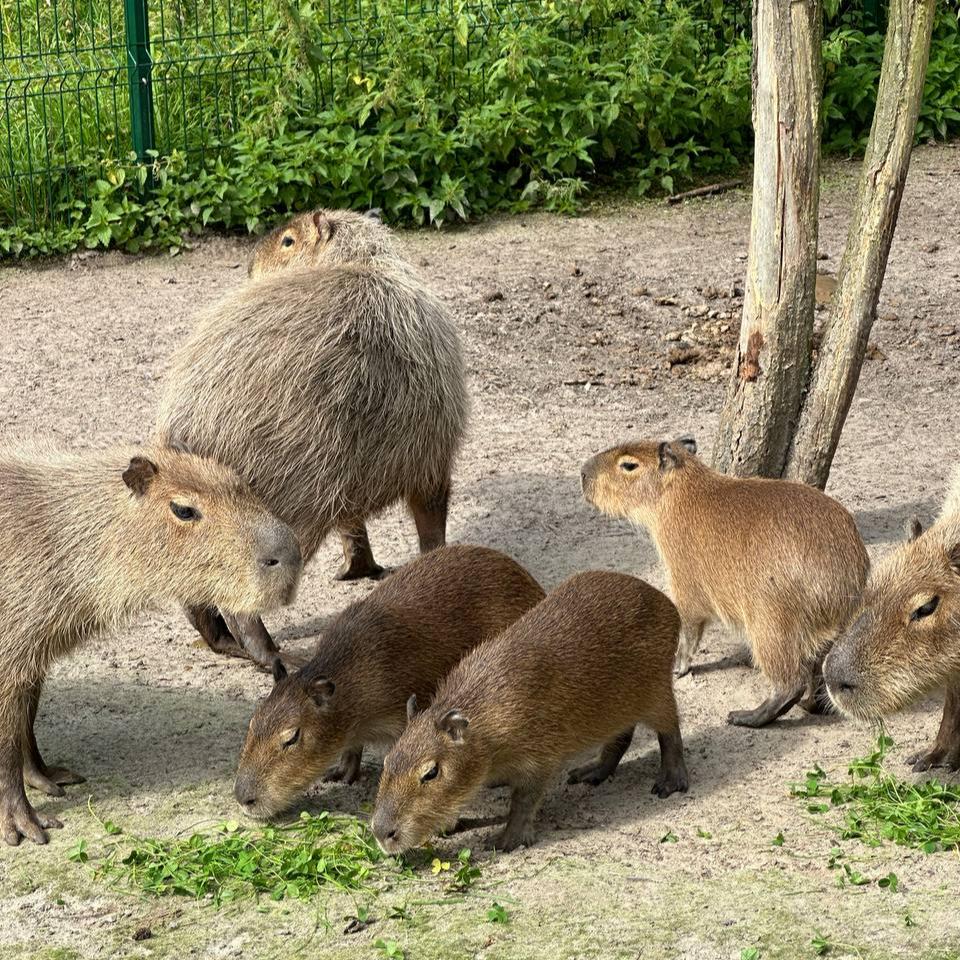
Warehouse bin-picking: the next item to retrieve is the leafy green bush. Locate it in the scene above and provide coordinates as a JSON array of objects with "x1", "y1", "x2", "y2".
[{"x1": 1, "y1": 0, "x2": 958, "y2": 258}]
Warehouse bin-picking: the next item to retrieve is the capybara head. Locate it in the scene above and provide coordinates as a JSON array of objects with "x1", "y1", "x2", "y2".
[
  {"x1": 248, "y1": 208, "x2": 392, "y2": 278},
  {"x1": 581, "y1": 437, "x2": 698, "y2": 525},
  {"x1": 824, "y1": 516, "x2": 960, "y2": 719},
  {"x1": 371, "y1": 697, "x2": 484, "y2": 854},
  {"x1": 234, "y1": 660, "x2": 344, "y2": 819},
  {"x1": 126, "y1": 447, "x2": 301, "y2": 614}
]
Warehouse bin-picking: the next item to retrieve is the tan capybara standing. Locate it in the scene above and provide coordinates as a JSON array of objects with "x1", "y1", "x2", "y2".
[
  {"x1": 825, "y1": 471, "x2": 960, "y2": 771},
  {"x1": 234, "y1": 545, "x2": 545, "y2": 819},
  {"x1": 581, "y1": 438, "x2": 869, "y2": 727},
  {"x1": 0, "y1": 442, "x2": 301, "y2": 846},
  {"x1": 155, "y1": 208, "x2": 468, "y2": 667},
  {"x1": 371, "y1": 571, "x2": 688, "y2": 854}
]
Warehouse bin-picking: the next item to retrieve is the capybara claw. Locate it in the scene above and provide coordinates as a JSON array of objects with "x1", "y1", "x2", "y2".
[
  {"x1": 908, "y1": 747, "x2": 960, "y2": 773},
  {"x1": 335, "y1": 561, "x2": 386, "y2": 582},
  {"x1": 1, "y1": 796, "x2": 62, "y2": 846}
]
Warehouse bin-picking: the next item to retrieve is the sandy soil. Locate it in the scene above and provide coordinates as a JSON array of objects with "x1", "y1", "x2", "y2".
[{"x1": 1, "y1": 142, "x2": 960, "y2": 960}]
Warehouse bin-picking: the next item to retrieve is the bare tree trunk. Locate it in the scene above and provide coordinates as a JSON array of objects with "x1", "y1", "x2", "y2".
[
  {"x1": 713, "y1": 0, "x2": 822, "y2": 477},
  {"x1": 784, "y1": 0, "x2": 937, "y2": 488}
]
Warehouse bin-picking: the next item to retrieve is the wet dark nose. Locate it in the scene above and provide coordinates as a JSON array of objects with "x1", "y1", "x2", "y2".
[{"x1": 234, "y1": 775, "x2": 257, "y2": 808}]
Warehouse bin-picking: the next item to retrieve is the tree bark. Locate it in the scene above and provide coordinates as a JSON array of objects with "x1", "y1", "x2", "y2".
[
  {"x1": 713, "y1": 0, "x2": 823, "y2": 477},
  {"x1": 784, "y1": 0, "x2": 937, "y2": 488}
]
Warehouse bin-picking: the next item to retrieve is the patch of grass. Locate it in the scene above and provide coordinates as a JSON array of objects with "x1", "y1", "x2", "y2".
[
  {"x1": 77, "y1": 810, "x2": 406, "y2": 905},
  {"x1": 791, "y1": 734, "x2": 960, "y2": 853}
]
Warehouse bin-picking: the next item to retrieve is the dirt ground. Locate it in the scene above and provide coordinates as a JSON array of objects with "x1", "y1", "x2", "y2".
[{"x1": 2, "y1": 141, "x2": 960, "y2": 960}]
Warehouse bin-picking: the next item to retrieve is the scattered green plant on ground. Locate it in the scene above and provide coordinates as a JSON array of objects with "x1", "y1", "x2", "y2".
[
  {"x1": 791, "y1": 734, "x2": 960, "y2": 853},
  {"x1": 487, "y1": 901, "x2": 510, "y2": 924}
]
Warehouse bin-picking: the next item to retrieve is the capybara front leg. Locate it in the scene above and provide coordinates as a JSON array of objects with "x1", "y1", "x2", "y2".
[
  {"x1": 568, "y1": 727, "x2": 635, "y2": 785},
  {"x1": 223, "y1": 613, "x2": 281, "y2": 670},
  {"x1": 335, "y1": 522, "x2": 385, "y2": 581},
  {"x1": 493, "y1": 780, "x2": 547, "y2": 851},
  {"x1": 1, "y1": 688, "x2": 62, "y2": 846},
  {"x1": 727, "y1": 684, "x2": 805, "y2": 728},
  {"x1": 408, "y1": 482, "x2": 449, "y2": 554},
  {"x1": 799, "y1": 660, "x2": 829, "y2": 715},
  {"x1": 653, "y1": 728, "x2": 689, "y2": 797},
  {"x1": 324, "y1": 746, "x2": 363, "y2": 784},
  {"x1": 909, "y1": 681, "x2": 960, "y2": 772},
  {"x1": 21, "y1": 678, "x2": 85, "y2": 797},
  {"x1": 675, "y1": 619, "x2": 705, "y2": 678},
  {"x1": 185, "y1": 605, "x2": 246, "y2": 658}
]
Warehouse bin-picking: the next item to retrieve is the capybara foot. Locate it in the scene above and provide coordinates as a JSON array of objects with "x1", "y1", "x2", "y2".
[
  {"x1": 727, "y1": 708, "x2": 769, "y2": 728},
  {"x1": 1, "y1": 792, "x2": 62, "y2": 846},
  {"x1": 908, "y1": 745, "x2": 960, "y2": 773},
  {"x1": 567, "y1": 760, "x2": 616, "y2": 786},
  {"x1": 490, "y1": 823, "x2": 536, "y2": 852},
  {"x1": 674, "y1": 661, "x2": 692, "y2": 679},
  {"x1": 23, "y1": 762, "x2": 84, "y2": 797},
  {"x1": 323, "y1": 749, "x2": 362, "y2": 785},
  {"x1": 652, "y1": 764, "x2": 689, "y2": 799},
  {"x1": 335, "y1": 559, "x2": 386, "y2": 582}
]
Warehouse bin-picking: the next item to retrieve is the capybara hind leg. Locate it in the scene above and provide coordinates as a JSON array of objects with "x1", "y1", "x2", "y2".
[
  {"x1": 675, "y1": 619, "x2": 705, "y2": 678},
  {"x1": 653, "y1": 729, "x2": 689, "y2": 797},
  {"x1": 185, "y1": 605, "x2": 246, "y2": 659},
  {"x1": 324, "y1": 746, "x2": 363, "y2": 784},
  {"x1": 492, "y1": 780, "x2": 547, "y2": 852},
  {"x1": 568, "y1": 728, "x2": 635, "y2": 785},
  {"x1": 408, "y1": 482, "x2": 449, "y2": 553},
  {"x1": 223, "y1": 613, "x2": 281, "y2": 670},
  {"x1": 909, "y1": 682, "x2": 960, "y2": 772},
  {"x1": 727, "y1": 684, "x2": 805, "y2": 728},
  {"x1": 21, "y1": 679, "x2": 84, "y2": 797},
  {"x1": 335, "y1": 523, "x2": 385, "y2": 581}
]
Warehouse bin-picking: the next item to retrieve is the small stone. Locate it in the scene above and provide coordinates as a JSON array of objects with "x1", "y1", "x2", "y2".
[
  {"x1": 483, "y1": 290, "x2": 504, "y2": 303},
  {"x1": 665, "y1": 330, "x2": 683, "y2": 342},
  {"x1": 133, "y1": 928, "x2": 153, "y2": 942}
]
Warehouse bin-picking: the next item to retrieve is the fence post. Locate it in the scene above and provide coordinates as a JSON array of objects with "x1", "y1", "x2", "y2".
[{"x1": 124, "y1": 0, "x2": 156, "y2": 185}]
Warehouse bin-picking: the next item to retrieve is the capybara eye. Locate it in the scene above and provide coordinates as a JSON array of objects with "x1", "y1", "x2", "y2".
[
  {"x1": 170, "y1": 502, "x2": 199, "y2": 522},
  {"x1": 619, "y1": 461, "x2": 639, "y2": 473},
  {"x1": 420, "y1": 763, "x2": 439, "y2": 784},
  {"x1": 911, "y1": 596, "x2": 940, "y2": 621},
  {"x1": 282, "y1": 728, "x2": 300, "y2": 748},
  {"x1": 281, "y1": 235, "x2": 295, "y2": 248}
]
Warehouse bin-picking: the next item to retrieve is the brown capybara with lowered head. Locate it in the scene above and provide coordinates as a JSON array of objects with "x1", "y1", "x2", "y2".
[
  {"x1": 825, "y1": 471, "x2": 960, "y2": 771},
  {"x1": 234, "y1": 545, "x2": 545, "y2": 820},
  {"x1": 0, "y1": 442, "x2": 301, "y2": 847},
  {"x1": 371, "y1": 571, "x2": 688, "y2": 854},
  {"x1": 155, "y1": 207, "x2": 468, "y2": 668},
  {"x1": 581, "y1": 438, "x2": 869, "y2": 728}
]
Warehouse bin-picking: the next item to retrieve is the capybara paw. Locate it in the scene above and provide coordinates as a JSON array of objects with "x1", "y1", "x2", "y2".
[
  {"x1": 674, "y1": 659, "x2": 692, "y2": 679},
  {"x1": 22, "y1": 767, "x2": 66, "y2": 798},
  {"x1": 323, "y1": 764, "x2": 361, "y2": 785},
  {"x1": 908, "y1": 746, "x2": 960, "y2": 773},
  {"x1": 45, "y1": 765, "x2": 86, "y2": 787},
  {"x1": 335, "y1": 560, "x2": 386, "y2": 582},
  {"x1": 567, "y1": 762, "x2": 613, "y2": 787},
  {"x1": 652, "y1": 768, "x2": 689, "y2": 799},
  {"x1": 727, "y1": 708, "x2": 768, "y2": 728},
  {"x1": 1, "y1": 795, "x2": 62, "y2": 846},
  {"x1": 490, "y1": 825, "x2": 536, "y2": 852}
]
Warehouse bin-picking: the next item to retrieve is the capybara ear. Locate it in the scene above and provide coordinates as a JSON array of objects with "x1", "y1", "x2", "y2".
[
  {"x1": 122, "y1": 456, "x2": 158, "y2": 496},
  {"x1": 365, "y1": 208, "x2": 383, "y2": 222},
  {"x1": 272, "y1": 658, "x2": 288, "y2": 683},
  {"x1": 906, "y1": 517, "x2": 924, "y2": 542},
  {"x1": 406, "y1": 694, "x2": 420, "y2": 722},
  {"x1": 437, "y1": 709, "x2": 469, "y2": 743},
  {"x1": 313, "y1": 211, "x2": 334, "y2": 243},
  {"x1": 657, "y1": 442, "x2": 681, "y2": 473},
  {"x1": 676, "y1": 436, "x2": 697, "y2": 455},
  {"x1": 311, "y1": 676, "x2": 336, "y2": 707}
]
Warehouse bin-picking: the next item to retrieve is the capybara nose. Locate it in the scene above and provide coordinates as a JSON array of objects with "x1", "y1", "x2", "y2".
[
  {"x1": 258, "y1": 524, "x2": 302, "y2": 571},
  {"x1": 234, "y1": 775, "x2": 257, "y2": 808}
]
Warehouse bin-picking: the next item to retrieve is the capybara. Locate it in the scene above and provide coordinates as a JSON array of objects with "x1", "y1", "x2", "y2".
[
  {"x1": 825, "y1": 472, "x2": 960, "y2": 770},
  {"x1": 155, "y1": 208, "x2": 468, "y2": 667},
  {"x1": 234, "y1": 545, "x2": 545, "y2": 819},
  {"x1": 0, "y1": 442, "x2": 301, "y2": 846},
  {"x1": 371, "y1": 571, "x2": 688, "y2": 853},
  {"x1": 581, "y1": 438, "x2": 869, "y2": 727}
]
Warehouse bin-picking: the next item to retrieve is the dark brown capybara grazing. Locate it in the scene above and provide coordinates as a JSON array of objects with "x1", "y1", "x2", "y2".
[
  {"x1": 581, "y1": 438, "x2": 869, "y2": 727},
  {"x1": 371, "y1": 571, "x2": 688, "y2": 854},
  {"x1": 0, "y1": 442, "x2": 301, "y2": 846},
  {"x1": 233, "y1": 545, "x2": 545, "y2": 820},
  {"x1": 155, "y1": 208, "x2": 468, "y2": 668}
]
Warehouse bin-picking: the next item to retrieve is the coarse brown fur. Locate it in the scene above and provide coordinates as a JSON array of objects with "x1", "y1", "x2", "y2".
[
  {"x1": 155, "y1": 208, "x2": 468, "y2": 664},
  {"x1": 825, "y1": 467, "x2": 960, "y2": 771},
  {"x1": 371, "y1": 571, "x2": 688, "y2": 854},
  {"x1": 0, "y1": 442, "x2": 301, "y2": 846},
  {"x1": 234, "y1": 545, "x2": 545, "y2": 819},
  {"x1": 581, "y1": 438, "x2": 869, "y2": 727}
]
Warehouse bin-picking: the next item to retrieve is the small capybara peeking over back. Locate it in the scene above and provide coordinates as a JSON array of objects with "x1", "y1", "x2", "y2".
[
  {"x1": 155, "y1": 208, "x2": 469, "y2": 667},
  {"x1": 825, "y1": 470, "x2": 960, "y2": 771},
  {"x1": 234, "y1": 545, "x2": 545, "y2": 820},
  {"x1": 581, "y1": 438, "x2": 868, "y2": 728},
  {"x1": 371, "y1": 571, "x2": 687, "y2": 854},
  {"x1": 0, "y1": 443, "x2": 301, "y2": 847}
]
